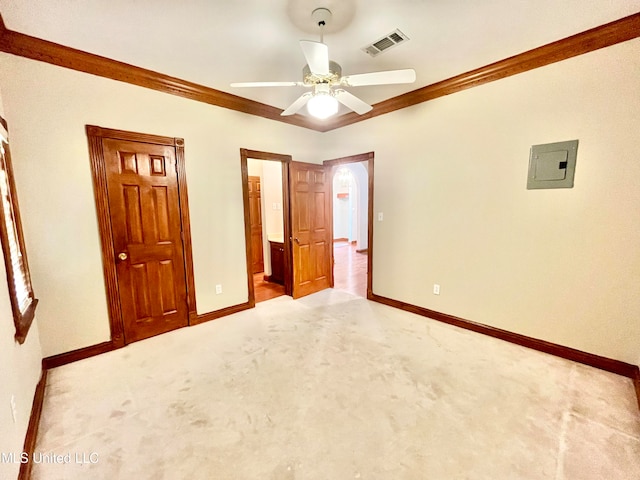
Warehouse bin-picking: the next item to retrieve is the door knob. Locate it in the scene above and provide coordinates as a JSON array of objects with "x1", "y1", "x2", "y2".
[
  {"x1": 294, "y1": 238, "x2": 300, "y2": 244},
  {"x1": 118, "y1": 252, "x2": 128, "y2": 261}
]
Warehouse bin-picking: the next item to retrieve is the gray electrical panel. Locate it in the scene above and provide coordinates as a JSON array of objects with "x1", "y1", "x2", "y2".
[{"x1": 527, "y1": 139, "x2": 578, "y2": 189}]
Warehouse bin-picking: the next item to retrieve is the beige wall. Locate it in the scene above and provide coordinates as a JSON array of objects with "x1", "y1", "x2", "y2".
[
  {"x1": 0, "y1": 38, "x2": 638, "y2": 368},
  {"x1": 0, "y1": 86, "x2": 43, "y2": 480},
  {"x1": 0, "y1": 54, "x2": 322, "y2": 357},
  {"x1": 261, "y1": 161, "x2": 284, "y2": 241},
  {"x1": 0, "y1": 258, "x2": 42, "y2": 480},
  {"x1": 319, "y1": 39, "x2": 640, "y2": 366}
]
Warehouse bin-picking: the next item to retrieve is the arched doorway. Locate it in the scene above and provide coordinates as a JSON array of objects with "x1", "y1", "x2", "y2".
[{"x1": 326, "y1": 155, "x2": 373, "y2": 298}]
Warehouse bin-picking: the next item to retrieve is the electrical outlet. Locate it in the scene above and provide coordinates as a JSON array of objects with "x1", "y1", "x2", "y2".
[
  {"x1": 433, "y1": 284, "x2": 440, "y2": 295},
  {"x1": 10, "y1": 395, "x2": 17, "y2": 423},
  {"x1": 215, "y1": 284, "x2": 222, "y2": 294}
]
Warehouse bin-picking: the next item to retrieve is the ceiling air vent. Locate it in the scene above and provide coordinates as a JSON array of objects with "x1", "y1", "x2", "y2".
[{"x1": 362, "y1": 29, "x2": 409, "y2": 57}]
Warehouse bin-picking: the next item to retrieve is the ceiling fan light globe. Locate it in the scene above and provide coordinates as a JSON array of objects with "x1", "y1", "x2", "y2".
[{"x1": 307, "y1": 93, "x2": 338, "y2": 119}]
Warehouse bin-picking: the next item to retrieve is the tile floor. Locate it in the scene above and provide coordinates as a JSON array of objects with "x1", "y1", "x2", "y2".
[{"x1": 32, "y1": 290, "x2": 639, "y2": 479}]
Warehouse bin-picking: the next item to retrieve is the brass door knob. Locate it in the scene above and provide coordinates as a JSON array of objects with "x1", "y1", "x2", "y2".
[{"x1": 118, "y1": 252, "x2": 128, "y2": 261}]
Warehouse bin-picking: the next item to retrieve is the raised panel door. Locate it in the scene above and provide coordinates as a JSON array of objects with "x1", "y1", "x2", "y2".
[
  {"x1": 290, "y1": 161, "x2": 331, "y2": 298},
  {"x1": 103, "y1": 138, "x2": 188, "y2": 343}
]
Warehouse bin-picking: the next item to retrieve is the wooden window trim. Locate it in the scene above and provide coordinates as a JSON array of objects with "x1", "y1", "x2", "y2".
[{"x1": 0, "y1": 118, "x2": 38, "y2": 344}]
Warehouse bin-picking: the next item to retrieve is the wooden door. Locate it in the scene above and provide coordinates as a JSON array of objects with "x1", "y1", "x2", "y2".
[
  {"x1": 103, "y1": 138, "x2": 189, "y2": 343},
  {"x1": 290, "y1": 161, "x2": 331, "y2": 298},
  {"x1": 248, "y1": 176, "x2": 265, "y2": 274}
]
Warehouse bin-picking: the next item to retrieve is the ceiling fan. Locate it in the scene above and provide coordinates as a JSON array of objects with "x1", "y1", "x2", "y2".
[{"x1": 231, "y1": 8, "x2": 416, "y2": 119}]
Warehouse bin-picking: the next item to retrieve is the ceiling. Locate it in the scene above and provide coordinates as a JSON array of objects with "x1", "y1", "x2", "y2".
[{"x1": 1, "y1": 0, "x2": 639, "y2": 118}]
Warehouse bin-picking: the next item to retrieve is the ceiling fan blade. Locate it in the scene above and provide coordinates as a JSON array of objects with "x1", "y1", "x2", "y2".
[
  {"x1": 300, "y1": 40, "x2": 330, "y2": 76},
  {"x1": 281, "y1": 92, "x2": 313, "y2": 116},
  {"x1": 231, "y1": 81, "x2": 301, "y2": 88},
  {"x1": 341, "y1": 69, "x2": 416, "y2": 87},
  {"x1": 334, "y1": 90, "x2": 373, "y2": 115}
]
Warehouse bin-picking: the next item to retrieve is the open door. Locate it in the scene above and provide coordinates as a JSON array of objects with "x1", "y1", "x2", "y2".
[{"x1": 290, "y1": 161, "x2": 331, "y2": 298}]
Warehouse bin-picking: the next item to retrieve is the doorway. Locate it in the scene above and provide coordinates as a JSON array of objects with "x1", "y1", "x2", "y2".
[
  {"x1": 241, "y1": 150, "x2": 334, "y2": 304},
  {"x1": 247, "y1": 158, "x2": 287, "y2": 303},
  {"x1": 324, "y1": 152, "x2": 374, "y2": 299},
  {"x1": 240, "y1": 149, "x2": 293, "y2": 305},
  {"x1": 87, "y1": 126, "x2": 197, "y2": 346},
  {"x1": 332, "y1": 164, "x2": 367, "y2": 297}
]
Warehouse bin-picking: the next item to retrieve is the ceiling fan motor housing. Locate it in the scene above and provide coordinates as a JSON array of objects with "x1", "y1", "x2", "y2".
[
  {"x1": 311, "y1": 8, "x2": 332, "y2": 28},
  {"x1": 303, "y1": 60, "x2": 342, "y2": 85}
]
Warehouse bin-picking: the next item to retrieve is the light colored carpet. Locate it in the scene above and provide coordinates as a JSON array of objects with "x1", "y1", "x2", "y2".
[{"x1": 33, "y1": 289, "x2": 640, "y2": 479}]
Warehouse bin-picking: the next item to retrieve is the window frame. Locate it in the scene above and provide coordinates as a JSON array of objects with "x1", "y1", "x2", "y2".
[{"x1": 0, "y1": 118, "x2": 38, "y2": 344}]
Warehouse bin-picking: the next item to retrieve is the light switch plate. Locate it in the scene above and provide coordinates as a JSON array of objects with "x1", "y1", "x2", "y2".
[{"x1": 527, "y1": 139, "x2": 578, "y2": 189}]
